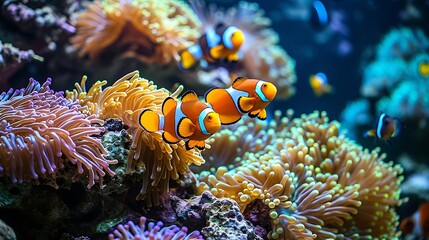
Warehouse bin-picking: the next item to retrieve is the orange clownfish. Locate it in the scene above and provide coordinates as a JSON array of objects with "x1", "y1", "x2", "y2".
[
  {"x1": 309, "y1": 72, "x2": 333, "y2": 96},
  {"x1": 205, "y1": 77, "x2": 277, "y2": 125},
  {"x1": 419, "y1": 61, "x2": 429, "y2": 78},
  {"x1": 139, "y1": 90, "x2": 221, "y2": 150},
  {"x1": 178, "y1": 23, "x2": 245, "y2": 70},
  {"x1": 364, "y1": 113, "x2": 400, "y2": 143},
  {"x1": 400, "y1": 202, "x2": 429, "y2": 238}
]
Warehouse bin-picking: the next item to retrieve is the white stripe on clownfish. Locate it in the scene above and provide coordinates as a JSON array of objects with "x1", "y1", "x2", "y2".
[
  {"x1": 222, "y1": 26, "x2": 240, "y2": 49},
  {"x1": 174, "y1": 102, "x2": 186, "y2": 140},
  {"x1": 198, "y1": 108, "x2": 215, "y2": 135},
  {"x1": 376, "y1": 113, "x2": 386, "y2": 139},
  {"x1": 206, "y1": 29, "x2": 221, "y2": 49},
  {"x1": 255, "y1": 81, "x2": 269, "y2": 102},
  {"x1": 188, "y1": 45, "x2": 203, "y2": 59},
  {"x1": 226, "y1": 87, "x2": 250, "y2": 114}
]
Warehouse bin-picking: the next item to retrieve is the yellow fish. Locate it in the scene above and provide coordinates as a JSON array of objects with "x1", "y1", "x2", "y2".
[
  {"x1": 309, "y1": 72, "x2": 333, "y2": 96},
  {"x1": 205, "y1": 77, "x2": 277, "y2": 125},
  {"x1": 139, "y1": 90, "x2": 221, "y2": 150},
  {"x1": 419, "y1": 61, "x2": 429, "y2": 78}
]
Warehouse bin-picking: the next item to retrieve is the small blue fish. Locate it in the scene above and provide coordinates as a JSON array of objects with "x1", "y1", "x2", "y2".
[
  {"x1": 364, "y1": 113, "x2": 400, "y2": 143},
  {"x1": 311, "y1": 0, "x2": 329, "y2": 29}
]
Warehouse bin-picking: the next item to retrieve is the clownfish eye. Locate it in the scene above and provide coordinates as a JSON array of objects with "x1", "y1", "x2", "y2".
[
  {"x1": 208, "y1": 115, "x2": 212, "y2": 120},
  {"x1": 262, "y1": 83, "x2": 267, "y2": 88}
]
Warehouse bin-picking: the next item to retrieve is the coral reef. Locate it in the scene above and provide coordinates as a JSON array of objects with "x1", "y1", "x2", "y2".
[
  {"x1": 108, "y1": 216, "x2": 203, "y2": 240},
  {"x1": 197, "y1": 111, "x2": 404, "y2": 239},
  {"x1": 0, "y1": 41, "x2": 43, "y2": 84},
  {"x1": 0, "y1": 77, "x2": 116, "y2": 188},
  {"x1": 66, "y1": 71, "x2": 204, "y2": 205},
  {"x1": 0, "y1": 219, "x2": 16, "y2": 240},
  {"x1": 341, "y1": 27, "x2": 429, "y2": 140},
  {"x1": 71, "y1": 0, "x2": 200, "y2": 64},
  {"x1": 172, "y1": 191, "x2": 262, "y2": 240}
]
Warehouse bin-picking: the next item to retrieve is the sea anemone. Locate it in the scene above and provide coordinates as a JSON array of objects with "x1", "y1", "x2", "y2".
[
  {"x1": 188, "y1": 0, "x2": 296, "y2": 99},
  {"x1": 108, "y1": 216, "x2": 203, "y2": 240},
  {"x1": 67, "y1": 71, "x2": 204, "y2": 205},
  {"x1": 71, "y1": 0, "x2": 201, "y2": 64},
  {"x1": 197, "y1": 111, "x2": 404, "y2": 239},
  {"x1": 376, "y1": 27, "x2": 429, "y2": 61},
  {"x1": 0, "y1": 78, "x2": 116, "y2": 189}
]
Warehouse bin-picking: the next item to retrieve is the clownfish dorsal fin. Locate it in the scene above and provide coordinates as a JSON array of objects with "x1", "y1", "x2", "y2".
[
  {"x1": 162, "y1": 97, "x2": 177, "y2": 115},
  {"x1": 181, "y1": 90, "x2": 199, "y2": 103},
  {"x1": 237, "y1": 96, "x2": 254, "y2": 113},
  {"x1": 232, "y1": 77, "x2": 248, "y2": 88},
  {"x1": 177, "y1": 117, "x2": 196, "y2": 138}
]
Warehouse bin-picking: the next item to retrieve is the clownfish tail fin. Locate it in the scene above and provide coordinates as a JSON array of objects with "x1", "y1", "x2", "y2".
[{"x1": 139, "y1": 109, "x2": 161, "y2": 132}]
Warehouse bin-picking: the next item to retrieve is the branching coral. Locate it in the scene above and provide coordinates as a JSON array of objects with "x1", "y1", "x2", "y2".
[
  {"x1": 108, "y1": 216, "x2": 203, "y2": 240},
  {"x1": 66, "y1": 71, "x2": 204, "y2": 205},
  {"x1": 188, "y1": 0, "x2": 296, "y2": 99},
  {"x1": 197, "y1": 111, "x2": 404, "y2": 239},
  {"x1": 71, "y1": 0, "x2": 200, "y2": 64},
  {"x1": 0, "y1": 77, "x2": 116, "y2": 188}
]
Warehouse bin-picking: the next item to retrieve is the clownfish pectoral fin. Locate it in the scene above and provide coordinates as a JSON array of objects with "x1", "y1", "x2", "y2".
[
  {"x1": 232, "y1": 77, "x2": 248, "y2": 88},
  {"x1": 186, "y1": 140, "x2": 206, "y2": 150},
  {"x1": 162, "y1": 131, "x2": 180, "y2": 144},
  {"x1": 139, "y1": 109, "x2": 160, "y2": 132},
  {"x1": 177, "y1": 117, "x2": 196, "y2": 138},
  {"x1": 364, "y1": 129, "x2": 376, "y2": 138},
  {"x1": 209, "y1": 45, "x2": 225, "y2": 60},
  {"x1": 249, "y1": 109, "x2": 260, "y2": 118},
  {"x1": 227, "y1": 53, "x2": 240, "y2": 62},
  {"x1": 257, "y1": 109, "x2": 267, "y2": 120},
  {"x1": 181, "y1": 90, "x2": 199, "y2": 102},
  {"x1": 178, "y1": 50, "x2": 197, "y2": 70},
  {"x1": 162, "y1": 97, "x2": 177, "y2": 116},
  {"x1": 237, "y1": 96, "x2": 254, "y2": 113}
]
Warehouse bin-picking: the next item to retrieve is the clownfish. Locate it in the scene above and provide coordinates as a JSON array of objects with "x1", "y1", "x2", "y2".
[
  {"x1": 400, "y1": 202, "x2": 429, "y2": 238},
  {"x1": 139, "y1": 90, "x2": 221, "y2": 150},
  {"x1": 419, "y1": 61, "x2": 429, "y2": 78},
  {"x1": 205, "y1": 77, "x2": 277, "y2": 125},
  {"x1": 309, "y1": 72, "x2": 333, "y2": 96},
  {"x1": 178, "y1": 23, "x2": 245, "y2": 70},
  {"x1": 364, "y1": 113, "x2": 400, "y2": 143}
]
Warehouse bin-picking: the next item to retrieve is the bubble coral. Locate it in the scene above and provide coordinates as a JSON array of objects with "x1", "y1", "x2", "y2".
[
  {"x1": 188, "y1": 0, "x2": 296, "y2": 99},
  {"x1": 197, "y1": 110, "x2": 404, "y2": 239},
  {"x1": 71, "y1": 0, "x2": 201, "y2": 64},
  {"x1": 66, "y1": 71, "x2": 204, "y2": 205},
  {"x1": 0, "y1": 78, "x2": 116, "y2": 189},
  {"x1": 108, "y1": 216, "x2": 203, "y2": 240}
]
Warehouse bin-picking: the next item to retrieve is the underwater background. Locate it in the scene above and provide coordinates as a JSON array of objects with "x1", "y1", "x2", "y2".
[{"x1": 1, "y1": 0, "x2": 429, "y2": 239}]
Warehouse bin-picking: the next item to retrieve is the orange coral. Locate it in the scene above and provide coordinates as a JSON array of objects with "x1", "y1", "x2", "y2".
[
  {"x1": 0, "y1": 78, "x2": 116, "y2": 188},
  {"x1": 72, "y1": 0, "x2": 201, "y2": 64},
  {"x1": 67, "y1": 71, "x2": 204, "y2": 205}
]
